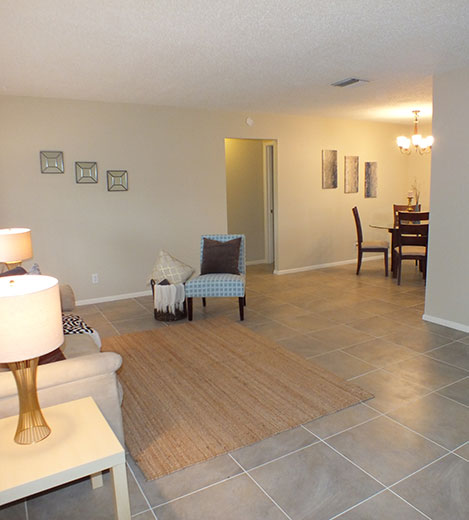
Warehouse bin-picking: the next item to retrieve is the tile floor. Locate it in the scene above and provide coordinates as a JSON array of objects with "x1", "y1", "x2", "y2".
[{"x1": 1, "y1": 260, "x2": 468, "y2": 519}]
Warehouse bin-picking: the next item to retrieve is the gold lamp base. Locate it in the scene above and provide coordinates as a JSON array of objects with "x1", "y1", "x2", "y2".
[
  {"x1": 407, "y1": 196, "x2": 414, "y2": 211},
  {"x1": 8, "y1": 358, "x2": 51, "y2": 444}
]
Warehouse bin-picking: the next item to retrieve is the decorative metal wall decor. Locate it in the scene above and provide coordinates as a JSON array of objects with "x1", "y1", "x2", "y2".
[
  {"x1": 364, "y1": 162, "x2": 378, "y2": 198},
  {"x1": 40, "y1": 151, "x2": 64, "y2": 173},
  {"x1": 75, "y1": 162, "x2": 98, "y2": 183},
  {"x1": 344, "y1": 156, "x2": 359, "y2": 193},
  {"x1": 107, "y1": 170, "x2": 128, "y2": 191},
  {"x1": 322, "y1": 150, "x2": 338, "y2": 189}
]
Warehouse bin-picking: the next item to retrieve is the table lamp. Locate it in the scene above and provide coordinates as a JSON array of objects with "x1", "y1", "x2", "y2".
[
  {"x1": 0, "y1": 275, "x2": 64, "y2": 444},
  {"x1": 0, "y1": 228, "x2": 33, "y2": 270}
]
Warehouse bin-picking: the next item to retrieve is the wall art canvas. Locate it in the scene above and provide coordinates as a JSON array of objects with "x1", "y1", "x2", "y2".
[
  {"x1": 322, "y1": 149, "x2": 338, "y2": 189},
  {"x1": 40, "y1": 151, "x2": 64, "y2": 173},
  {"x1": 107, "y1": 170, "x2": 128, "y2": 191},
  {"x1": 344, "y1": 156, "x2": 359, "y2": 193},
  {"x1": 75, "y1": 162, "x2": 98, "y2": 183},
  {"x1": 364, "y1": 162, "x2": 377, "y2": 198}
]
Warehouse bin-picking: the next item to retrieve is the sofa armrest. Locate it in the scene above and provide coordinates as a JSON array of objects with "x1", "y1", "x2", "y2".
[{"x1": 0, "y1": 352, "x2": 124, "y2": 445}]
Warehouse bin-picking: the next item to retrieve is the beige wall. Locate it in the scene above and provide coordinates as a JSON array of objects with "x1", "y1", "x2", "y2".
[
  {"x1": 425, "y1": 67, "x2": 469, "y2": 331},
  {"x1": 225, "y1": 138, "x2": 265, "y2": 263},
  {"x1": 0, "y1": 96, "x2": 421, "y2": 301}
]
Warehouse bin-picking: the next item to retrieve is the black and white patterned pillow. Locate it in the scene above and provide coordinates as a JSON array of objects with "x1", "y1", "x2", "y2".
[{"x1": 62, "y1": 314, "x2": 94, "y2": 335}]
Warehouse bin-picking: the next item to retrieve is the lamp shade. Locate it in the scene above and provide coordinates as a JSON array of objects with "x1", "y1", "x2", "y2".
[
  {"x1": 0, "y1": 275, "x2": 64, "y2": 362},
  {"x1": 0, "y1": 228, "x2": 33, "y2": 263}
]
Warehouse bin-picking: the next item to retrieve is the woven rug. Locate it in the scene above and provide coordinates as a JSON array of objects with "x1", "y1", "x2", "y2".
[{"x1": 102, "y1": 317, "x2": 373, "y2": 480}]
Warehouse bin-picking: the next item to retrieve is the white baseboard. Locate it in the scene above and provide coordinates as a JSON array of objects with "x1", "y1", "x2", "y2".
[
  {"x1": 273, "y1": 255, "x2": 382, "y2": 275},
  {"x1": 422, "y1": 313, "x2": 469, "y2": 333},
  {"x1": 246, "y1": 259, "x2": 268, "y2": 266},
  {"x1": 76, "y1": 289, "x2": 152, "y2": 306}
]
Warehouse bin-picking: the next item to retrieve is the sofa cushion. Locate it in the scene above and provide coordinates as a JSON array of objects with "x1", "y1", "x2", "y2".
[
  {"x1": 201, "y1": 238, "x2": 241, "y2": 275},
  {"x1": 149, "y1": 250, "x2": 194, "y2": 284}
]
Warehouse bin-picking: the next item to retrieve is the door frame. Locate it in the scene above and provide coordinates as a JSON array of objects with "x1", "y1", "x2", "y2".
[{"x1": 262, "y1": 140, "x2": 278, "y2": 270}]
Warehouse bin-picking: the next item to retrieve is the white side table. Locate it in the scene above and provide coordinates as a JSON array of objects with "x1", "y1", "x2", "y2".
[{"x1": 0, "y1": 397, "x2": 131, "y2": 520}]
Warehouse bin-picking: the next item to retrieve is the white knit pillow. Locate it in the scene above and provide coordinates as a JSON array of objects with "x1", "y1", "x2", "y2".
[{"x1": 149, "y1": 250, "x2": 194, "y2": 284}]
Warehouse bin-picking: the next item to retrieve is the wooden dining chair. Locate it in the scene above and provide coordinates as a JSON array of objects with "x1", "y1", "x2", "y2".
[
  {"x1": 352, "y1": 207, "x2": 389, "y2": 276},
  {"x1": 394, "y1": 211, "x2": 429, "y2": 285},
  {"x1": 393, "y1": 204, "x2": 421, "y2": 227}
]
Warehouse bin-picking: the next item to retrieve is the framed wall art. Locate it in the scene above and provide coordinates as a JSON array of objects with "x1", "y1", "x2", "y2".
[
  {"x1": 322, "y1": 150, "x2": 337, "y2": 189},
  {"x1": 364, "y1": 162, "x2": 377, "y2": 198},
  {"x1": 344, "y1": 156, "x2": 359, "y2": 193},
  {"x1": 75, "y1": 162, "x2": 98, "y2": 184},
  {"x1": 40, "y1": 151, "x2": 64, "y2": 174},
  {"x1": 107, "y1": 170, "x2": 128, "y2": 191}
]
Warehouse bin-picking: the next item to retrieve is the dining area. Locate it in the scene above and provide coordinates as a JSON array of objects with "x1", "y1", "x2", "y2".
[{"x1": 352, "y1": 205, "x2": 430, "y2": 286}]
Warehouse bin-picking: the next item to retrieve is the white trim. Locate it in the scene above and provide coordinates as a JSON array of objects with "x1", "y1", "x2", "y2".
[
  {"x1": 76, "y1": 289, "x2": 152, "y2": 306},
  {"x1": 422, "y1": 313, "x2": 469, "y2": 333},
  {"x1": 273, "y1": 255, "x2": 383, "y2": 275},
  {"x1": 246, "y1": 259, "x2": 267, "y2": 266}
]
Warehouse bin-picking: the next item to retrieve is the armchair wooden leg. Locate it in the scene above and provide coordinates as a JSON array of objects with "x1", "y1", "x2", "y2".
[
  {"x1": 384, "y1": 251, "x2": 389, "y2": 277},
  {"x1": 243, "y1": 295, "x2": 246, "y2": 307},
  {"x1": 238, "y1": 297, "x2": 244, "y2": 321},
  {"x1": 187, "y1": 297, "x2": 193, "y2": 321},
  {"x1": 202, "y1": 297, "x2": 206, "y2": 307}
]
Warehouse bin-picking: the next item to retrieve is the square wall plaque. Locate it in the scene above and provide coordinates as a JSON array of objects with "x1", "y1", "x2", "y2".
[
  {"x1": 107, "y1": 170, "x2": 128, "y2": 191},
  {"x1": 75, "y1": 162, "x2": 98, "y2": 183},
  {"x1": 40, "y1": 151, "x2": 64, "y2": 173}
]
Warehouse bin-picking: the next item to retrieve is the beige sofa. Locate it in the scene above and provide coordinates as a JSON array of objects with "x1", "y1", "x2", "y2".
[{"x1": 0, "y1": 320, "x2": 125, "y2": 446}]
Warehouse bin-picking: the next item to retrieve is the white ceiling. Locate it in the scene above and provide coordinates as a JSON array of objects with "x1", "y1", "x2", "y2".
[{"x1": 1, "y1": 0, "x2": 469, "y2": 123}]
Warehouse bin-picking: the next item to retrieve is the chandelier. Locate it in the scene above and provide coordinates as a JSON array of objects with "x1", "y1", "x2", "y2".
[{"x1": 396, "y1": 110, "x2": 434, "y2": 154}]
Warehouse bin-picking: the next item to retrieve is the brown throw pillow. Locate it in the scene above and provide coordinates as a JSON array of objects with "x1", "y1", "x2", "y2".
[
  {"x1": 38, "y1": 348, "x2": 66, "y2": 365},
  {"x1": 201, "y1": 238, "x2": 241, "y2": 275}
]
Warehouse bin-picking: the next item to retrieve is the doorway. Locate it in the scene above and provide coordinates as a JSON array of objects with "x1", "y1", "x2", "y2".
[{"x1": 224, "y1": 138, "x2": 277, "y2": 272}]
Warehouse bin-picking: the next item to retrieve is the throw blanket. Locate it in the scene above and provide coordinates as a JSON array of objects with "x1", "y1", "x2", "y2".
[{"x1": 154, "y1": 283, "x2": 185, "y2": 314}]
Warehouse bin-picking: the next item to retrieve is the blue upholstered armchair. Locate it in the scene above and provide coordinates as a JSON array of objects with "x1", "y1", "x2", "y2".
[{"x1": 185, "y1": 234, "x2": 246, "y2": 321}]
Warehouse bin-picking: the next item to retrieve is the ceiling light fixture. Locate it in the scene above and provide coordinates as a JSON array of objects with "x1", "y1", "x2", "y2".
[{"x1": 396, "y1": 110, "x2": 434, "y2": 155}]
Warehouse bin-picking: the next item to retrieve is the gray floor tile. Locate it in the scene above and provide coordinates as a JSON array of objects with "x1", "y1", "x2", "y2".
[
  {"x1": 304, "y1": 403, "x2": 379, "y2": 439},
  {"x1": 336, "y1": 490, "x2": 427, "y2": 519},
  {"x1": 436, "y1": 377, "x2": 469, "y2": 406},
  {"x1": 27, "y1": 466, "x2": 148, "y2": 520},
  {"x1": 420, "y1": 322, "x2": 469, "y2": 340},
  {"x1": 348, "y1": 315, "x2": 403, "y2": 337},
  {"x1": 278, "y1": 334, "x2": 340, "y2": 357},
  {"x1": 392, "y1": 454, "x2": 469, "y2": 520},
  {"x1": 426, "y1": 341, "x2": 469, "y2": 371},
  {"x1": 97, "y1": 299, "x2": 151, "y2": 321},
  {"x1": 133, "y1": 511, "x2": 157, "y2": 519},
  {"x1": 387, "y1": 393, "x2": 469, "y2": 450},
  {"x1": 455, "y1": 443, "x2": 469, "y2": 461},
  {"x1": 382, "y1": 325, "x2": 452, "y2": 352},
  {"x1": 344, "y1": 338, "x2": 418, "y2": 368},
  {"x1": 327, "y1": 416, "x2": 447, "y2": 486},
  {"x1": 249, "y1": 442, "x2": 383, "y2": 520},
  {"x1": 278, "y1": 312, "x2": 338, "y2": 333},
  {"x1": 352, "y1": 370, "x2": 429, "y2": 413},
  {"x1": 386, "y1": 356, "x2": 468, "y2": 390},
  {"x1": 112, "y1": 315, "x2": 167, "y2": 334},
  {"x1": 0, "y1": 500, "x2": 26, "y2": 520},
  {"x1": 154, "y1": 474, "x2": 288, "y2": 520},
  {"x1": 230, "y1": 426, "x2": 318, "y2": 470},
  {"x1": 127, "y1": 454, "x2": 242, "y2": 508},
  {"x1": 309, "y1": 325, "x2": 375, "y2": 349},
  {"x1": 312, "y1": 350, "x2": 376, "y2": 379}
]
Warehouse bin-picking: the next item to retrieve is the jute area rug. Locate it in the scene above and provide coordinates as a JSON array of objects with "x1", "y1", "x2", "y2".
[{"x1": 102, "y1": 317, "x2": 372, "y2": 480}]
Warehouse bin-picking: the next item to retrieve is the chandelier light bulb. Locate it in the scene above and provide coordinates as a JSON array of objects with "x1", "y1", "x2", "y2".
[{"x1": 397, "y1": 110, "x2": 433, "y2": 155}]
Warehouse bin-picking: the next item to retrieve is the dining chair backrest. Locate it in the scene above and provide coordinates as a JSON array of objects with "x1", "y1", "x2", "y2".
[
  {"x1": 393, "y1": 204, "x2": 420, "y2": 227},
  {"x1": 397, "y1": 211, "x2": 429, "y2": 249},
  {"x1": 352, "y1": 207, "x2": 363, "y2": 245}
]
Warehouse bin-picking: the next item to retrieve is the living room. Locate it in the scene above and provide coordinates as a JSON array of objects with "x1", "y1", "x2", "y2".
[{"x1": 0, "y1": 2, "x2": 468, "y2": 519}]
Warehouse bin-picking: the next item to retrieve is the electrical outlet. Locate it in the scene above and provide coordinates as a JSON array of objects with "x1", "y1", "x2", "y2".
[{"x1": 91, "y1": 273, "x2": 99, "y2": 284}]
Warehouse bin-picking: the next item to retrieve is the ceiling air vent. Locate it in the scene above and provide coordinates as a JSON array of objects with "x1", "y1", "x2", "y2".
[{"x1": 331, "y1": 78, "x2": 369, "y2": 87}]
